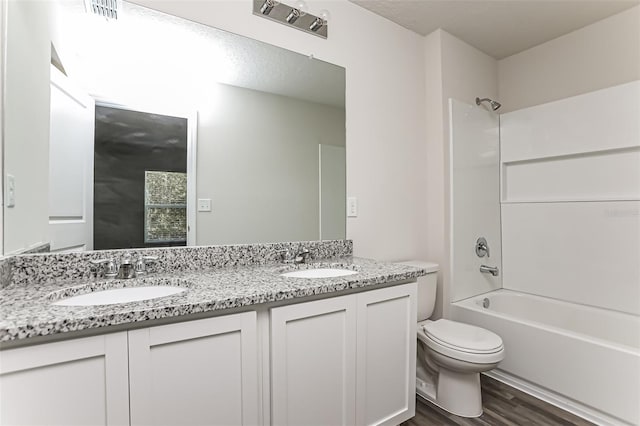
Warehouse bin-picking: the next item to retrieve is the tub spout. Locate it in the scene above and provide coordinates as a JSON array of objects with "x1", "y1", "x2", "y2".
[{"x1": 480, "y1": 265, "x2": 499, "y2": 276}]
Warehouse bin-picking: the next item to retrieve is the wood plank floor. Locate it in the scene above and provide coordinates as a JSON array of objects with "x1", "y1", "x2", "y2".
[{"x1": 401, "y1": 375, "x2": 595, "y2": 425}]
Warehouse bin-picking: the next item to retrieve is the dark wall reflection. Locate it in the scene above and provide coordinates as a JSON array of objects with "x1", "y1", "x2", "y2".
[{"x1": 94, "y1": 106, "x2": 187, "y2": 250}]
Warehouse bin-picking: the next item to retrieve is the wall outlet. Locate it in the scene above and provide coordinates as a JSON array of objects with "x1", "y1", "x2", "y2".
[
  {"x1": 5, "y1": 174, "x2": 15, "y2": 208},
  {"x1": 197, "y1": 198, "x2": 212, "y2": 212},
  {"x1": 347, "y1": 196, "x2": 357, "y2": 217}
]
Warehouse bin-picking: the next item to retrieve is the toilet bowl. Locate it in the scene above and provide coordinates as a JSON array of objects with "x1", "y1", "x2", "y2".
[
  {"x1": 417, "y1": 319, "x2": 504, "y2": 417},
  {"x1": 399, "y1": 261, "x2": 505, "y2": 418}
]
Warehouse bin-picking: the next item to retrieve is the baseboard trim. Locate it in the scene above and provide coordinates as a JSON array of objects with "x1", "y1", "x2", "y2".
[{"x1": 484, "y1": 370, "x2": 630, "y2": 426}]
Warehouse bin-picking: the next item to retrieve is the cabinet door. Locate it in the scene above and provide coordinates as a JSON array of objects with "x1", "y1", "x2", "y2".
[
  {"x1": 0, "y1": 332, "x2": 129, "y2": 426},
  {"x1": 128, "y1": 312, "x2": 259, "y2": 426},
  {"x1": 356, "y1": 283, "x2": 417, "y2": 426},
  {"x1": 271, "y1": 295, "x2": 357, "y2": 426}
]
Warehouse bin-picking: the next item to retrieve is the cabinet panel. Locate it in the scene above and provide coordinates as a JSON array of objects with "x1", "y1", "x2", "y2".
[
  {"x1": 0, "y1": 332, "x2": 129, "y2": 426},
  {"x1": 356, "y1": 283, "x2": 417, "y2": 426},
  {"x1": 271, "y1": 295, "x2": 357, "y2": 426},
  {"x1": 128, "y1": 312, "x2": 258, "y2": 426}
]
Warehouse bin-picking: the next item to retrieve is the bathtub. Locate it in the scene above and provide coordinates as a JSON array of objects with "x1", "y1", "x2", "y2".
[{"x1": 451, "y1": 289, "x2": 640, "y2": 426}]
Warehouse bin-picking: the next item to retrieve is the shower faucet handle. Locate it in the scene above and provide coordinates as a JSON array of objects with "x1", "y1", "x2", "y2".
[{"x1": 476, "y1": 237, "x2": 490, "y2": 258}]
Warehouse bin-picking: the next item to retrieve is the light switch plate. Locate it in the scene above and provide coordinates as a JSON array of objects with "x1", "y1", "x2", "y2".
[
  {"x1": 198, "y1": 198, "x2": 211, "y2": 212},
  {"x1": 347, "y1": 196, "x2": 357, "y2": 217},
  {"x1": 6, "y1": 174, "x2": 15, "y2": 208}
]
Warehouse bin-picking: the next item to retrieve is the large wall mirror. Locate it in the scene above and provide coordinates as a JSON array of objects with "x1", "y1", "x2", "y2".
[{"x1": 2, "y1": 0, "x2": 346, "y2": 254}]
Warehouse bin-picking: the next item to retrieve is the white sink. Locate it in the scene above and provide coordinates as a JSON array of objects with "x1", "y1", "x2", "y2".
[
  {"x1": 52, "y1": 286, "x2": 186, "y2": 306},
  {"x1": 280, "y1": 268, "x2": 358, "y2": 279}
]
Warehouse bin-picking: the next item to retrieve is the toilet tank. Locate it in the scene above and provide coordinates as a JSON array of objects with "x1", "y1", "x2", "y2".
[{"x1": 399, "y1": 261, "x2": 439, "y2": 322}]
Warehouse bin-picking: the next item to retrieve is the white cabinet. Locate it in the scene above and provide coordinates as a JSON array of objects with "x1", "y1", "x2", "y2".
[
  {"x1": 271, "y1": 295, "x2": 357, "y2": 426},
  {"x1": 356, "y1": 284, "x2": 417, "y2": 426},
  {"x1": 0, "y1": 282, "x2": 416, "y2": 426},
  {"x1": 270, "y1": 283, "x2": 417, "y2": 426},
  {"x1": 0, "y1": 313, "x2": 258, "y2": 426},
  {"x1": 0, "y1": 333, "x2": 129, "y2": 426},
  {"x1": 128, "y1": 312, "x2": 259, "y2": 426}
]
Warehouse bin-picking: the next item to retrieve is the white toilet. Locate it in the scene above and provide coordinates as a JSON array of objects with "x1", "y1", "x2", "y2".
[{"x1": 402, "y1": 261, "x2": 505, "y2": 418}]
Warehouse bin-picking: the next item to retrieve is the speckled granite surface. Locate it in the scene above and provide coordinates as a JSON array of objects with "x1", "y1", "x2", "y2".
[
  {"x1": 9, "y1": 240, "x2": 353, "y2": 287},
  {"x1": 0, "y1": 258, "x2": 11, "y2": 289},
  {"x1": 0, "y1": 257, "x2": 426, "y2": 342}
]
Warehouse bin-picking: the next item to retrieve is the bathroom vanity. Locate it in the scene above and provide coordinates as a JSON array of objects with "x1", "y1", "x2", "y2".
[{"x1": 0, "y1": 244, "x2": 424, "y2": 426}]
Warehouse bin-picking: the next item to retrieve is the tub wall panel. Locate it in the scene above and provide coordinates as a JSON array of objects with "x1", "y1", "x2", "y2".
[
  {"x1": 500, "y1": 81, "x2": 640, "y2": 163},
  {"x1": 500, "y1": 81, "x2": 640, "y2": 316},
  {"x1": 501, "y1": 201, "x2": 640, "y2": 315},
  {"x1": 450, "y1": 99, "x2": 502, "y2": 302}
]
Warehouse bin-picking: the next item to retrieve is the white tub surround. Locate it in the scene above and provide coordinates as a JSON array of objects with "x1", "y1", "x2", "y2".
[
  {"x1": 453, "y1": 290, "x2": 640, "y2": 425},
  {"x1": 447, "y1": 81, "x2": 640, "y2": 425},
  {"x1": 500, "y1": 81, "x2": 640, "y2": 316},
  {"x1": 449, "y1": 99, "x2": 502, "y2": 303}
]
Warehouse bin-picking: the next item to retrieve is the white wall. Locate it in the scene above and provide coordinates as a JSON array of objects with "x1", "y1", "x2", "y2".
[
  {"x1": 3, "y1": 0, "x2": 51, "y2": 254},
  {"x1": 500, "y1": 82, "x2": 640, "y2": 315},
  {"x1": 0, "y1": 0, "x2": 5, "y2": 254},
  {"x1": 423, "y1": 30, "x2": 445, "y2": 318},
  {"x1": 498, "y1": 5, "x2": 640, "y2": 113},
  {"x1": 423, "y1": 29, "x2": 498, "y2": 317},
  {"x1": 130, "y1": 0, "x2": 429, "y2": 262},
  {"x1": 196, "y1": 84, "x2": 345, "y2": 245}
]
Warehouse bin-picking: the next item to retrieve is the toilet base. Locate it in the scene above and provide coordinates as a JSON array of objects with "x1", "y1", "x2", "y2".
[
  {"x1": 415, "y1": 372, "x2": 483, "y2": 418},
  {"x1": 437, "y1": 369, "x2": 483, "y2": 417}
]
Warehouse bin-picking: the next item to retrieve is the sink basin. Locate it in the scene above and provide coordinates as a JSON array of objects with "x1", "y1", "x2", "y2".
[
  {"x1": 280, "y1": 268, "x2": 358, "y2": 279},
  {"x1": 52, "y1": 286, "x2": 186, "y2": 306}
]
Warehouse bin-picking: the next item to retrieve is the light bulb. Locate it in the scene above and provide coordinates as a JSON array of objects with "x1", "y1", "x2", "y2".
[
  {"x1": 318, "y1": 9, "x2": 331, "y2": 22},
  {"x1": 295, "y1": 0, "x2": 309, "y2": 16}
]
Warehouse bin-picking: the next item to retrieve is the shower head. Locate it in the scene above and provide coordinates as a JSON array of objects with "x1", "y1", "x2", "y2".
[{"x1": 475, "y1": 97, "x2": 501, "y2": 111}]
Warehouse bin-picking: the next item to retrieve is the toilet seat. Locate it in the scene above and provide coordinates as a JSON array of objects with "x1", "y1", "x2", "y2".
[{"x1": 418, "y1": 319, "x2": 504, "y2": 364}]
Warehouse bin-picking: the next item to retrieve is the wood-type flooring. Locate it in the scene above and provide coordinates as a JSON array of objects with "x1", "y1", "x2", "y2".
[{"x1": 401, "y1": 375, "x2": 595, "y2": 425}]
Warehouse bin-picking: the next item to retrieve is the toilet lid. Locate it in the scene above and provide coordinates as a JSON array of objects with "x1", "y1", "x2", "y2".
[{"x1": 423, "y1": 319, "x2": 503, "y2": 354}]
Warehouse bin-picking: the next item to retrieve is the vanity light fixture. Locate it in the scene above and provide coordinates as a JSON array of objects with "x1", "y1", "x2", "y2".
[
  {"x1": 309, "y1": 9, "x2": 330, "y2": 32},
  {"x1": 286, "y1": 0, "x2": 308, "y2": 24},
  {"x1": 260, "y1": 0, "x2": 276, "y2": 15},
  {"x1": 253, "y1": 0, "x2": 329, "y2": 39}
]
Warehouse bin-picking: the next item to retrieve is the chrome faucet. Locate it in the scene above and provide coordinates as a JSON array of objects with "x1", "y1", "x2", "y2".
[
  {"x1": 89, "y1": 253, "x2": 158, "y2": 279},
  {"x1": 480, "y1": 265, "x2": 499, "y2": 276},
  {"x1": 118, "y1": 252, "x2": 136, "y2": 279},
  {"x1": 294, "y1": 247, "x2": 311, "y2": 264}
]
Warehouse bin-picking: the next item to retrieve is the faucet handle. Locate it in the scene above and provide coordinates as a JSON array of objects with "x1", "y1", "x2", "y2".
[
  {"x1": 276, "y1": 249, "x2": 293, "y2": 263},
  {"x1": 134, "y1": 255, "x2": 158, "y2": 276},
  {"x1": 89, "y1": 258, "x2": 117, "y2": 278},
  {"x1": 294, "y1": 247, "x2": 311, "y2": 264},
  {"x1": 475, "y1": 237, "x2": 490, "y2": 258}
]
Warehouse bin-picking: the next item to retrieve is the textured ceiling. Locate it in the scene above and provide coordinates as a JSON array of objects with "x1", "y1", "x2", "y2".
[{"x1": 349, "y1": 0, "x2": 640, "y2": 59}]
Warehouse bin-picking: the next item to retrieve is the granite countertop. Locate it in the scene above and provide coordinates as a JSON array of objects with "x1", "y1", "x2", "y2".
[{"x1": 0, "y1": 257, "x2": 426, "y2": 343}]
